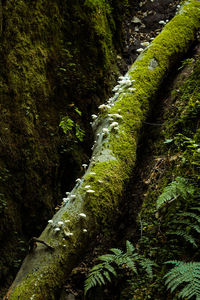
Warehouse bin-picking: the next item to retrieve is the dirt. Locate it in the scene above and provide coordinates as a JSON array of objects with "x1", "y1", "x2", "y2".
[{"x1": 118, "y1": 0, "x2": 180, "y2": 71}]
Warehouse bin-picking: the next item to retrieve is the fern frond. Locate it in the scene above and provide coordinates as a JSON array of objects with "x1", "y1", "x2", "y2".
[
  {"x1": 110, "y1": 248, "x2": 123, "y2": 256},
  {"x1": 167, "y1": 230, "x2": 197, "y2": 247},
  {"x1": 171, "y1": 219, "x2": 200, "y2": 233},
  {"x1": 190, "y1": 207, "x2": 200, "y2": 212},
  {"x1": 156, "y1": 177, "x2": 194, "y2": 209},
  {"x1": 103, "y1": 271, "x2": 111, "y2": 282},
  {"x1": 122, "y1": 256, "x2": 137, "y2": 274},
  {"x1": 190, "y1": 224, "x2": 200, "y2": 234},
  {"x1": 126, "y1": 240, "x2": 135, "y2": 255},
  {"x1": 84, "y1": 261, "x2": 117, "y2": 295},
  {"x1": 139, "y1": 258, "x2": 156, "y2": 279},
  {"x1": 98, "y1": 254, "x2": 116, "y2": 262},
  {"x1": 177, "y1": 212, "x2": 200, "y2": 224},
  {"x1": 103, "y1": 263, "x2": 117, "y2": 277},
  {"x1": 84, "y1": 241, "x2": 155, "y2": 295},
  {"x1": 164, "y1": 261, "x2": 200, "y2": 299}
]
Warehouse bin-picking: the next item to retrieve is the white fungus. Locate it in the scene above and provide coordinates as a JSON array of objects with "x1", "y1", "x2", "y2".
[
  {"x1": 91, "y1": 114, "x2": 98, "y2": 120},
  {"x1": 112, "y1": 113, "x2": 123, "y2": 119},
  {"x1": 85, "y1": 185, "x2": 91, "y2": 189},
  {"x1": 64, "y1": 232, "x2": 73, "y2": 237},
  {"x1": 102, "y1": 128, "x2": 109, "y2": 135},
  {"x1": 110, "y1": 122, "x2": 119, "y2": 129},
  {"x1": 159, "y1": 20, "x2": 166, "y2": 25},
  {"x1": 82, "y1": 163, "x2": 88, "y2": 170},
  {"x1": 83, "y1": 229, "x2": 87, "y2": 233},
  {"x1": 129, "y1": 87, "x2": 137, "y2": 92},
  {"x1": 112, "y1": 85, "x2": 120, "y2": 92},
  {"x1": 58, "y1": 221, "x2": 64, "y2": 226},
  {"x1": 98, "y1": 104, "x2": 111, "y2": 111},
  {"x1": 54, "y1": 227, "x2": 60, "y2": 232},
  {"x1": 63, "y1": 197, "x2": 69, "y2": 202},
  {"x1": 141, "y1": 41, "x2": 149, "y2": 46},
  {"x1": 48, "y1": 220, "x2": 53, "y2": 224},
  {"x1": 79, "y1": 213, "x2": 86, "y2": 218},
  {"x1": 86, "y1": 189, "x2": 95, "y2": 193},
  {"x1": 76, "y1": 178, "x2": 81, "y2": 183},
  {"x1": 136, "y1": 48, "x2": 144, "y2": 53},
  {"x1": 65, "y1": 220, "x2": 70, "y2": 223}
]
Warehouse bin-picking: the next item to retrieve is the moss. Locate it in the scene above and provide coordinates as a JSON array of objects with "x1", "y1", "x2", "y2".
[
  {"x1": 8, "y1": 1, "x2": 200, "y2": 298},
  {"x1": 132, "y1": 49, "x2": 200, "y2": 300},
  {"x1": 0, "y1": 0, "x2": 131, "y2": 294},
  {"x1": 83, "y1": 160, "x2": 125, "y2": 227}
]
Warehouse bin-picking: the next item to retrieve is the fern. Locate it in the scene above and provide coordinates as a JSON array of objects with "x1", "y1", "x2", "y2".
[
  {"x1": 172, "y1": 219, "x2": 200, "y2": 234},
  {"x1": 178, "y1": 211, "x2": 200, "y2": 224},
  {"x1": 167, "y1": 207, "x2": 200, "y2": 247},
  {"x1": 84, "y1": 240, "x2": 155, "y2": 295},
  {"x1": 167, "y1": 230, "x2": 197, "y2": 247},
  {"x1": 156, "y1": 177, "x2": 195, "y2": 209},
  {"x1": 164, "y1": 261, "x2": 200, "y2": 299}
]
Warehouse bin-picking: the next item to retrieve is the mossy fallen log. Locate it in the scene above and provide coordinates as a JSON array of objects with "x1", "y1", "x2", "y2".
[{"x1": 6, "y1": 1, "x2": 200, "y2": 299}]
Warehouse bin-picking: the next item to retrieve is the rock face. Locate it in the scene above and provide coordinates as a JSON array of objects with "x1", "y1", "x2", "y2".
[
  {"x1": 5, "y1": 1, "x2": 200, "y2": 299},
  {"x1": 0, "y1": 0, "x2": 131, "y2": 295}
]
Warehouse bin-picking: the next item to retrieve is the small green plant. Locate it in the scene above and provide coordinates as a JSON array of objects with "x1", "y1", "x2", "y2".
[
  {"x1": 156, "y1": 177, "x2": 195, "y2": 210},
  {"x1": 59, "y1": 108, "x2": 85, "y2": 142},
  {"x1": 164, "y1": 260, "x2": 200, "y2": 299},
  {"x1": 84, "y1": 240, "x2": 155, "y2": 295},
  {"x1": 75, "y1": 124, "x2": 85, "y2": 142},
  {"x1": 178, "y1": 58, "x2": 194, "y2": 70},
  {"x1": 166, "y1": 207, "x2": 200, "y2": 248},
  {"x1": 59, "y1": 116, "x2": 74, "y2": 135}
]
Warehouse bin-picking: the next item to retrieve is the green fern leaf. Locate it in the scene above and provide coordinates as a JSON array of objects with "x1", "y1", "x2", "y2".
[
  {"x1": 190, "y1": 224, "x2": 200, "y2": 234},
  {"x1": 190, "y1": 207, "x2": 200, "y2": 212},
  {"x1": 126, "y1": 240, "x2": 135, "y2": 255},
  {"x1": 167, "y1": 230, "x2": 197, "y2": 247},
  {"x1": 164, "y1": 261, "x2": 200, "y2": 299},
  {"x1": 171, "y1": 219, "x2": 200, "y2": 234},
  {"x1": 177, "y1": 212, "x2": 200, "y2": 224},
  {"x1": 122, "y1": 256, "x2": 137, "y2": 274},
  {"x1": 98, "y1": 254, "x2": 116, "y2": 262},
  {"x1": 139, "y1": 258, "x2": 156, "y2": 279},
  {"x1": 110, "y1": 248, "x2": 123, "y2": 255},
  {"x1": 103, "y1": 263, "x2": 117, "y2": 277},
  {"x1": 156, "y1": 177, "x2": 194, "y2": 209},
  {"x1": 84, "y1": 241, "x2": 155, "y2": 295},
  {"x1": 90, "y1": 263, "x2": 104, "y2": 272},
  {"x1": 103, "y1": 271, "x2": 111, "y2": 282}
]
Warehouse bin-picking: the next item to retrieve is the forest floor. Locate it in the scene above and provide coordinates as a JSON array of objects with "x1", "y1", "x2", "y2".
[{"x1": 59, "y1": 0, "x2": 183, "y2": 299}]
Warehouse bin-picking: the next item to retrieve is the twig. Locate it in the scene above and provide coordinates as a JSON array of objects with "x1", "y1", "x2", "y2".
[{"x1": 28, "y1": 237, "x2": 54, "y2": 252}]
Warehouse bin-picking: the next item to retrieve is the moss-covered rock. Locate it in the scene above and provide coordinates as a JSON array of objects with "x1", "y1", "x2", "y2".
[{"x1": 6, "y1": 1, "x2": 200, "y2": 298}]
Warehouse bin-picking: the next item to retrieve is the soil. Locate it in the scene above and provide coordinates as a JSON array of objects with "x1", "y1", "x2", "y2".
[{"x1": 119, "y1": 0, "x2": 180, "y2": 71}]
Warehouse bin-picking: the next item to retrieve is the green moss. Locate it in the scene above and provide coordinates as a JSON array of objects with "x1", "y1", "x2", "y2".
[
  {"x1": 8, "y1": 1, "x2": 200, "y2": 298},
  {"x1": 0, "y1": 0, "x2": 129, "y2": 294},
  {"x1": 83, "y1": 160, "x2": 125, "y2": 227}
]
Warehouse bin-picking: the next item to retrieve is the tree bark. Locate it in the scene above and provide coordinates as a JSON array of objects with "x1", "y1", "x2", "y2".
[{"x1": 5, "y1": 1, "x2": 200, "y2": 299}]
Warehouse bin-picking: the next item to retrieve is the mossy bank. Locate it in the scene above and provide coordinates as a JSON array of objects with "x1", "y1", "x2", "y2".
[
  {"x1": 0, "y1": 0, "x2": 132, "y2": 296},
  {"x1": 6, "y1": 1, "x2": 200, "y2": 299}
]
